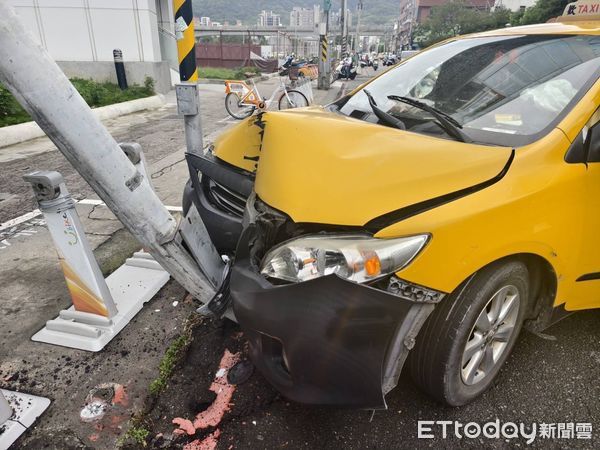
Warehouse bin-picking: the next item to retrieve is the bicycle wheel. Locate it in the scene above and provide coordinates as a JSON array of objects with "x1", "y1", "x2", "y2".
[
  {"x1": 225, "y1": 92, "x2": 255, "y2": 119},
  {"x1": 278, "y1": 90, "x2": 309, "y2": 110}
]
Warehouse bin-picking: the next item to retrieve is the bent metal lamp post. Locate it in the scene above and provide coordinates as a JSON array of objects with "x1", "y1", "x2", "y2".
[{"x1": 0, "y1": 2, "x2": 221, "y2": 301}]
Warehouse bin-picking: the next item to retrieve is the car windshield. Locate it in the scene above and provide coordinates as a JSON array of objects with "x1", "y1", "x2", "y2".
[{"x1": 340, "y1": 35, "x2": 600, "y2": 146}]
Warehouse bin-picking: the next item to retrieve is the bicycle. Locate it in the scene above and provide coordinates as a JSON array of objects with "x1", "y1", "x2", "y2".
[{"x1": 224, "y1": 76, "x2": 309, "y2": 120}]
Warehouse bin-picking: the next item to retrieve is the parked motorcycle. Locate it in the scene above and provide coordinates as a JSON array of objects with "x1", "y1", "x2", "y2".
[
  {"x1": 336, "y1": 57, "x2": 357, "y2": 80},
  {"x1": 373, "y1": 60, "x2": 379, "y2": 71}
]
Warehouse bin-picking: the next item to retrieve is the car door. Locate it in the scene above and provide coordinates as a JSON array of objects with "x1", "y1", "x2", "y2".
[{"x1": 567, "y1": 105, "x2": 600, "y2": 309}]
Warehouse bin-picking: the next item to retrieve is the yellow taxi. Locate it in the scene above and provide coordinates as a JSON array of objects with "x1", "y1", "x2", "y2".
[{"x1": 184, "y1": 4, "x2": 600, "y2": 408}]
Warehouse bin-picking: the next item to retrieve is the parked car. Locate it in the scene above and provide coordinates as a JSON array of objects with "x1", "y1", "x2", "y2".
[{"x1": 185, "y1": 13, "x2": 600, "y2": 408}]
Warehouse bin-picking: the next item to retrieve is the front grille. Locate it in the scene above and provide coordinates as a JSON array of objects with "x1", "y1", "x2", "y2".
[{"x1": 206, "y1": 178, "x2": 246, "y2": 217}]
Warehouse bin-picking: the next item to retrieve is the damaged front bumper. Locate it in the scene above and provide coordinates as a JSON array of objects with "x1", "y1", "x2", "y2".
[{"x1": 229, "y1": 201, "x2": 440, "y2": 409}]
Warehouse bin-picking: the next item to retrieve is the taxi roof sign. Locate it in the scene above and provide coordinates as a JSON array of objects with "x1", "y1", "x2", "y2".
[{"x1": 560, "y1": 0, "x2": 600, "y2": 21}]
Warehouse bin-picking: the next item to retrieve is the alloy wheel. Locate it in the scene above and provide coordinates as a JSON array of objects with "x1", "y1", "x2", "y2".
[{"x1": 461, "y1": 285, "x2": 520, "y2": 386}]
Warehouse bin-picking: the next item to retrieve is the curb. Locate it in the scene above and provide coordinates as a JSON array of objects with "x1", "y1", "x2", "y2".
[
  {"x1": 0, "y1": 94, "x2": 165, "y2": 148},
  {"x1": 197, "y1": 71, "x2": 279, "y2": 85}
]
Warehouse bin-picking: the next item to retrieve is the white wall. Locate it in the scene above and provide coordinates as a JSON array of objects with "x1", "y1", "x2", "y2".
[{"x1": 10, "y1": 0, "x2": 167, "y2": 63}]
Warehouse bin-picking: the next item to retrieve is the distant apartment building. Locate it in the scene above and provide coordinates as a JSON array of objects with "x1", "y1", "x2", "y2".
[
  {"x1": 199, "y1": 16, "x2": 211, "y2": 27},
  {"x1": 493, "y1": 0, "x2": 536, "y2": 12},
  {"x1": 195, "y1": 17, "x2": 224, "y2": 28},
  {"x1": 397, "y1": 0, "x2": 491, "y2": 49},
  {"x1": 258, "y1": 10, "x2": 281, "y2": 27},
  {"x1": 290, "y1": 5, "x2": 320, "y2": 29},
  {"x1": 329, "y1": 8, "x2": 353, "y2": 29}
]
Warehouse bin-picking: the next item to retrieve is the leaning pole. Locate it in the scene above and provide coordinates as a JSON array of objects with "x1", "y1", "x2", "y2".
[{"x1": 0, "y1": 3, "x2": 215, "y2": 300}]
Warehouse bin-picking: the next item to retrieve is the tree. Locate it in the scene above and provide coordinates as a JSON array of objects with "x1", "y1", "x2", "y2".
[
  {"x1": 519, "y1": 0, "x2": 570, "y2": 25},
  {"x1": 413, "y1": 1, "x2": 512, "y2": 48}
]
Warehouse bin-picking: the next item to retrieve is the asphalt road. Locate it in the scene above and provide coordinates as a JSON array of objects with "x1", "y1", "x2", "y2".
[
  {"x1": 219, "y1": 310, "x2": 600, "y2": 449},
  {"x1": 2, "y1": 70, "x2": 598, "y2": 449}
]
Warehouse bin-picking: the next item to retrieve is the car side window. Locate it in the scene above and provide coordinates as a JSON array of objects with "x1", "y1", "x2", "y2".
[{"x1": 587, "y1": 122, "x2": 600, "y2": 163}]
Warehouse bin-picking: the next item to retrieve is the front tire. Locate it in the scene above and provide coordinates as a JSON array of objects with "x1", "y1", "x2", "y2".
[
  {"x1": 225, "y1": 92, "x2": 255, "y2": 120},
  {"x1": 409, "y1": 260, "x2": 529, "y2": 406}
]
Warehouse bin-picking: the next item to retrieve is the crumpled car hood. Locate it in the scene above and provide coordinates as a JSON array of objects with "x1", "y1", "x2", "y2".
[{"x1": 218, "y1": 107, "x2": 514, "y2": 228}]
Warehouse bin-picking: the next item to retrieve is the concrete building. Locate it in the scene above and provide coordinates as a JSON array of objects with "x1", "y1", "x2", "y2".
[
  {"x1": 258, "y1": 10, "x2": 282, "y2": 27},
  {"x1": 330, "y1": 8, "x2": 353, "y2": 29},
  {"x1": 9, "y1": 0, "x2": 178, "y2": 93},
  {"x1": 290, "y1": 5, "x2": 320, "y2": 29},
  {"x1": 493, "y1": 0, "x2": 536, "y2": 12},
  {"x1": 199, "y1": 16, "x2": 212, "y2": 27}
]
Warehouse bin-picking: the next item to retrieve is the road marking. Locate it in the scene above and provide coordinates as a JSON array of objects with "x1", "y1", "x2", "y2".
[
  {"x1": 0, "y1": 200, "x2": 182, "y2": 232},
  {"x1": 0, "y1": 209, "x2": 42, "y2": 231},
  {"x1": 217, "y1": 115, "x2": 240, "y2": 124},
  {"x1": 77, "y1": 198, "x2": 183, "y2": 212}
]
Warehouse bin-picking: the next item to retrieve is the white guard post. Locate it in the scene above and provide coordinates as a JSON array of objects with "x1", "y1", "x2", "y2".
[
  {"x1": 0, "y1": 389, "x2": 50, "y2": 449},
  {"x1": 24, "y1": 171, "x2": 170, "y2": 352}
]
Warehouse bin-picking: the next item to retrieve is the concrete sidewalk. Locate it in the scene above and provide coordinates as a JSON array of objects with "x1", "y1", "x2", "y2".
[{"x1": 0, "y1": 95, "x2": 166, "y2": 149}]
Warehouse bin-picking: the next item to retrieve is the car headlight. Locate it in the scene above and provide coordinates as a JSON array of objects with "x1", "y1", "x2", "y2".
[{"x1": 260, "y1": 234, "x2": 429, "y2": 284}]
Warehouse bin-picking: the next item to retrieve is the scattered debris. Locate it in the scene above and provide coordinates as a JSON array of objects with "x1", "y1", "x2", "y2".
[
  {"x1": 80, "y1": 400, "x2": 108, "y2": 423},
  {"x1": 173, "y1": 301, "x2": 179, "y2": 307},
  {"x1": 80, "y1": 383, "x2": 128, "y2": 423},
  {"x1": 172, "y1": 349, "x2": 240, "y2": 446},
  {"x1": 530, "y1": 330, "x2": 558, "y2": 341},
  {"x1": 227, "y1": 359, "x2": 254, "y2": 385},
  {"x1": 184, "y1": 428, "x2": 221, "y2": 450}
]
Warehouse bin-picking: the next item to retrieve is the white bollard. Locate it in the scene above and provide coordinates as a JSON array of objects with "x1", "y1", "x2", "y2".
[
  {"x1": 24, "y1": 171, "x2": 118, "y2": 318},
  {"x1": 24, "y1": 171, "x2": 171, "y2": 351}
]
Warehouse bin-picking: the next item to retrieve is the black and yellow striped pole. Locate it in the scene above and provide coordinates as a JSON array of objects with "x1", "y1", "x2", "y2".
[
  {"x1": 173, "y1": 0, "x2": 197, "y2": 82},
  {"x1": 317, "y1": 1, "x2": 331, "y2": 90},
  {"x1": 320, "y1": 36, "x2": 328, "y2": 64},
  {"x1": 173, "y1": 0, "x2": 203, "y2": 159},
  {"x1": 317, "y1": 34, "x2": 330, "y2": 89}
]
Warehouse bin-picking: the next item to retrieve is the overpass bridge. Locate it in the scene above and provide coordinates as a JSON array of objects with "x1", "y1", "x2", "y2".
[{"x1": 195, "y1": 25, "x2": 392, "y2": 39}]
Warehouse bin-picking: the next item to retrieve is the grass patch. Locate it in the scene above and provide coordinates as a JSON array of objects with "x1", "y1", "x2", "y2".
[
  {"x1": 0, "y1": 77, "x2": 155, "y2": 128},
  {"x1": 118, "y1": 314, "x2": 201, "y2": 448},
  {"x1": 148, "y1": 314, "x2": 200, "y2": 396},
  {"x1": 149, "y1": 334, "x2": 188, "y2": 395},
  {"x1": 198, "y1": 66, "x2": 261, "y2": 80},
  {"x1": 119, "y1": 425, "x2": 150, "y2": 447}
]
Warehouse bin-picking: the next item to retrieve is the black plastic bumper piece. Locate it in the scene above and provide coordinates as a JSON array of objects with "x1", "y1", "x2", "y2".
[
  {"x1": 184, "y1": 152, "x2": 253, "y2": 253},
  {"x1": 230, "y1": 228, "x2": 431, "y2": 408}
]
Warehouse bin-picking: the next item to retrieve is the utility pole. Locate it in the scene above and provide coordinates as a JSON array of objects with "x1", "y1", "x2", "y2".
[
  {"x1": 355, "y1": 0, "x2": 363, "y2": 53},
  {"x1": 341, "y1": 0, "x2": 347, "y2": 55},
  {"x1": 173, "y1": 0, "x2": 197, "y2": 82},
  {"x1": 318, "y1": 0, "x2": 331, "y2": 90}
]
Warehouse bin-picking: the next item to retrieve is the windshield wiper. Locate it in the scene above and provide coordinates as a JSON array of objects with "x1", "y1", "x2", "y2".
[
  {"x1": 363, "y1": 89, "x2": 406, "y2": 131},
  {"x1": 387, "y1": 95, "x2": 472, "y2": 143}
]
